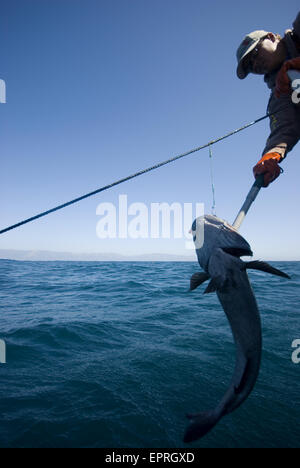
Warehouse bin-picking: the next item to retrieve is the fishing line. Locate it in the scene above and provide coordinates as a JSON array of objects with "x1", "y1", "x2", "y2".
[
  {"x1": 208, "y1": 145, "x2": 217, "y2": 216},
  {"x1": 0, "y1": 108, "x2": 286, "y2": 236}
]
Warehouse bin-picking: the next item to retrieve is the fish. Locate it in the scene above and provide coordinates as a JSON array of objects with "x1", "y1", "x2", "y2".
[{"x1": 184, "y1": 214, "x2": 290, "y2": 443}]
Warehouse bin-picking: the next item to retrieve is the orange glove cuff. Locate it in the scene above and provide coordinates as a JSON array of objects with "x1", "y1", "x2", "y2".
[
  {"x1": 256, "y1": 152, "x2": 283, "y2": 165},
  {"x1": 253, "y1": 153, "x2": 283, "y2": 187}
]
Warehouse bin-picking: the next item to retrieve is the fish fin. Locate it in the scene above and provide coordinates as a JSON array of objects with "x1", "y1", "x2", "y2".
[
  {"x1": 189, "y1": 272, "x2": 210, "y2": 291},
  {"x1": 246, "y1": 261, "x2": 291, "y2": 279},
  {"x1": 183, "y1": 410, "x2": 220, "y2": 443},
  {"x1": 204, "y1": 280, "x2": 217, "y2": 294},
  {"x1": 234, "y1": 359, "x2": 251, "y2": 395}
]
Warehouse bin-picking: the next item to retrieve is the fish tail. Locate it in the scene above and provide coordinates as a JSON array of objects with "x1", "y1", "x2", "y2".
[{"x1": 183, "y1": 409, "x2": 221, "y2": 443}]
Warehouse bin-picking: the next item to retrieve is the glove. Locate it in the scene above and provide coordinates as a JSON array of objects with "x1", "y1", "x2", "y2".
[
  {"x1": 275, "y1": 57, "x2": 300, "y2": 98},
  {"x1": 253, "y1": 152, "x2": 283, "y2": 187}
]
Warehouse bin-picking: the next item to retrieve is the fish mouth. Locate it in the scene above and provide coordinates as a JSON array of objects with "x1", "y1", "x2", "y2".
[
  {"x1": 191, "y1": 215, "x2": 253, "y2": 261},
  {"x1": 222, "y1": 247, "x2": 253, "y2": 258},
  {"x1": 206, "y1": 216, "x2": 253, "y2": 258}
]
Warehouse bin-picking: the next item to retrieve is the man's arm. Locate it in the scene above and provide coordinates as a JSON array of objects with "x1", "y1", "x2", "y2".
[
  {"x1": 263, "y1": 93, "x2": 299, "y2": 157},
  {"x1": 253, "y1": 94, "x2": 300, "y2": 187}
]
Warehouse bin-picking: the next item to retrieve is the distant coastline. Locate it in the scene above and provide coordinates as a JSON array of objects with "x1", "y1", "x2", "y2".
[{"x1": 0, "y1": 249, "x2": 196, "y2": 262}]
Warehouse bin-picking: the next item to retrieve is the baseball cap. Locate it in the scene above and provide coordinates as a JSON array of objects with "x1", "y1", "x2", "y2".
[{"x1": 236, "y1": 30, "x2": 269, "y2": 79}]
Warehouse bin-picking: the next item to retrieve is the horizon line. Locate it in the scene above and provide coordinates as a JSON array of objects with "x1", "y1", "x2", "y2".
[{"x1": 0, "y1": 248, "x2": 299, "y2": 263}]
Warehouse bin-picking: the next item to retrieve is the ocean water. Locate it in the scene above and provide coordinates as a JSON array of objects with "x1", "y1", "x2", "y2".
[{"x1": 0, "y1": 259, "x2": 299, "y2": 448}]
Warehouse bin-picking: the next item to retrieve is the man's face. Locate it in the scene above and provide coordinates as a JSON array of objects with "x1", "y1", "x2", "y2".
[{"x1": 245, "y1": 34, "x2": 285, "y2": 75}]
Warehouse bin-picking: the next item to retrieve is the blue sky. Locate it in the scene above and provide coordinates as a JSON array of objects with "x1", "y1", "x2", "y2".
[{"x1": 1, "y1": 0, "x2": 300, "y2": 260}]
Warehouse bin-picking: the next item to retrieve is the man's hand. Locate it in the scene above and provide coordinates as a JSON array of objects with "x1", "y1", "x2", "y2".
[
  {"x1": 275, "y1": 57, "x2": 300, "y2": 98},
  {"x1": 253, "y1": 152, "x2": 283, "y2": 187}
]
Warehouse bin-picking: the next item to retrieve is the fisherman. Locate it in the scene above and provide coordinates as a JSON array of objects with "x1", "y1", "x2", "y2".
[{"x1": 236, "y1": 12, "x2": 300, "y2": 187}]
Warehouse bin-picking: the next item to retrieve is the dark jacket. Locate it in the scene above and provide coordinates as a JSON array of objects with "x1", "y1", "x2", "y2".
[{"x1": 263, "y1": 12, "x2": 300, "y2": 156}]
